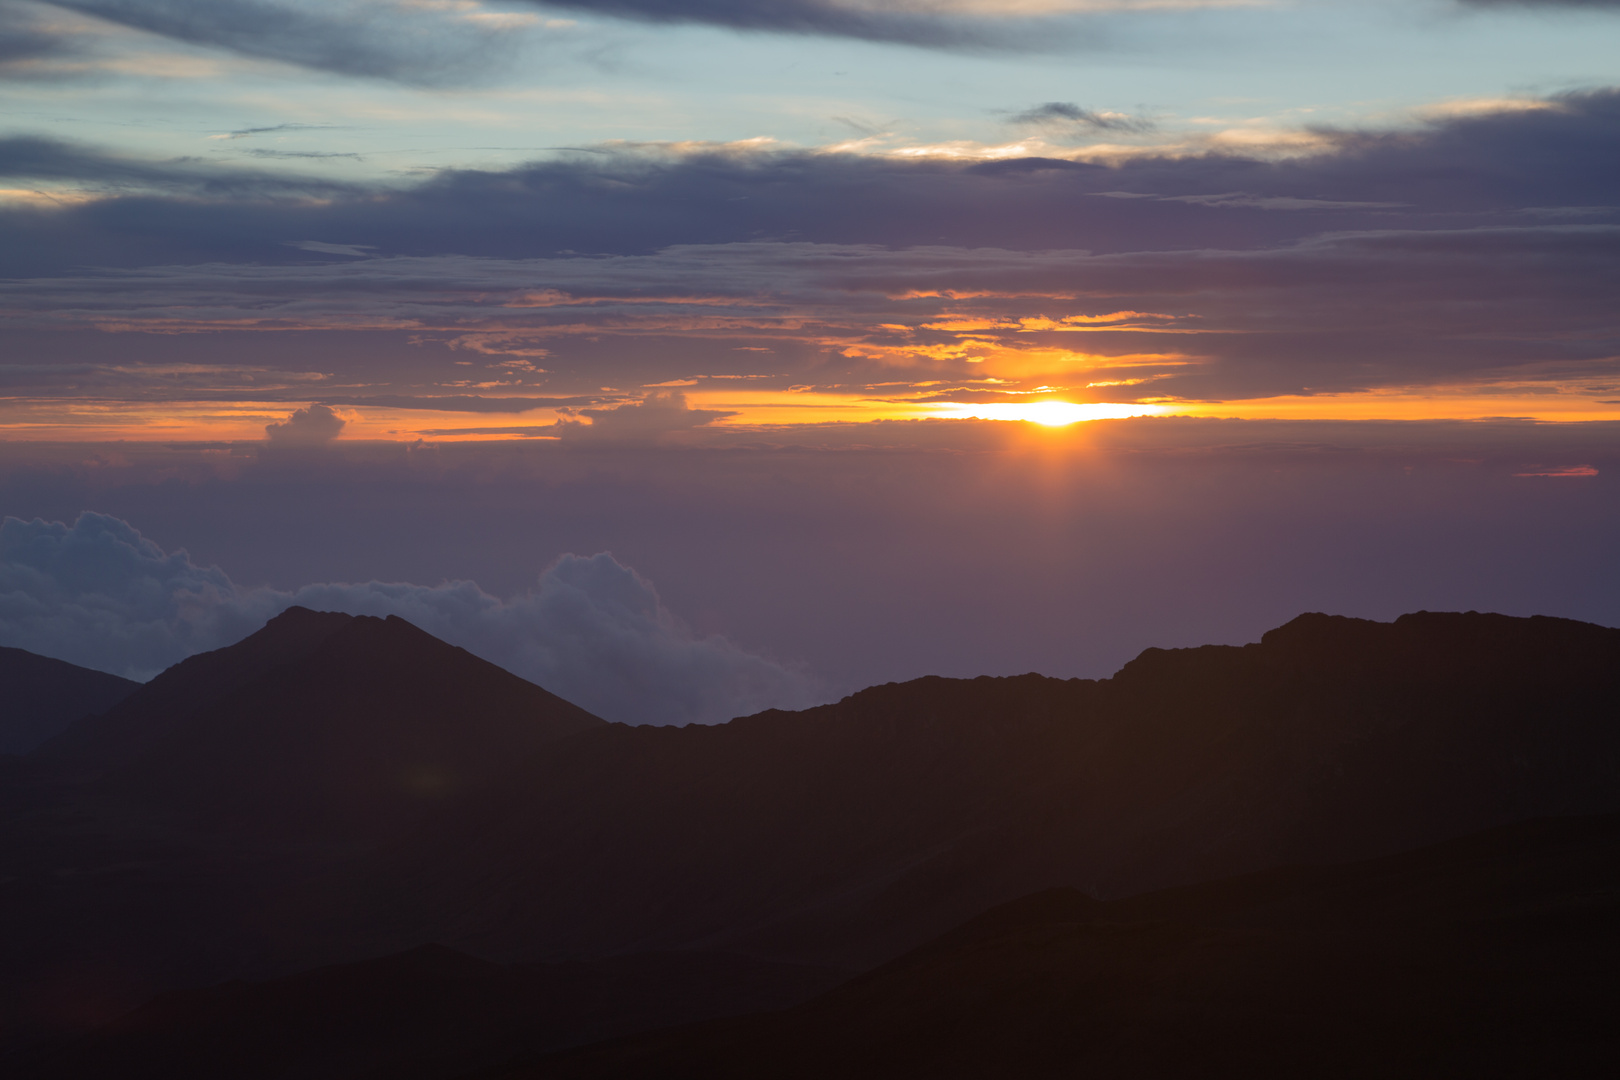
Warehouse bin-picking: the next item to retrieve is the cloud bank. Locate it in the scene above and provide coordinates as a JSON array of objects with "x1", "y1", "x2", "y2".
[
  {"x1": 2, "y1": 91, "x2": 1618, "y2": 422},
  {"x1": 0, "y1": 511, "x2": 822, "y2": 725}
]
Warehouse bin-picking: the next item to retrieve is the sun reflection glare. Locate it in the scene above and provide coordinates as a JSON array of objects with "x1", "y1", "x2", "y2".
[{"x1": 934, "y1": 401, "x2": 1166, "y2": 425}]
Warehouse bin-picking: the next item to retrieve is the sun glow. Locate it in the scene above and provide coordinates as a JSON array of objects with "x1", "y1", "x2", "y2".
[{"x1": 934, "y1": 401, "x2": 1166, "y2": 426}]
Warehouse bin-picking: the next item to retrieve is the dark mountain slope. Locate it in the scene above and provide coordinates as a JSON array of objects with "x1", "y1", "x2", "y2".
[
  {"x1": 36, "y1": 606, "x2": 356, "y2": 771},
  {"x1": 380, "y1": 611, "x2": 1620, "y2": 968},
  {"x1": 0, "y1": 608, "x2": 606, "y2": 1048},
  {"x1": 514, "y1": 812, "x2": 1620, "y2": 1080},
  {"x1": 0, "y1": 647, "x2": 137, "y2": 755},
  {"x1": 42, "y1": 606, "x2": 607, "y2": 843}
]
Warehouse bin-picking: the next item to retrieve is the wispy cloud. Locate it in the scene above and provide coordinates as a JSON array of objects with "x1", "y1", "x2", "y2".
[
  {"x1": 1457, "y1": 1, "x2": 1620, "y2": 9},
  {"x1": 26, "y1": 0, "x2": 532, "y2": 84},
  {"x1": 1009, "y1": 101, "x2": 1155, "y2": 132},
  {"x1": 516, "y1": 0, "x2": 1100, "y2": 50}
]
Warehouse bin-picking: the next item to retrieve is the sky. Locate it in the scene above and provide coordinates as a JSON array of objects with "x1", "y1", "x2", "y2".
[{"x1": 2, "y1": 0, "x2": 1618, "y2": 722}]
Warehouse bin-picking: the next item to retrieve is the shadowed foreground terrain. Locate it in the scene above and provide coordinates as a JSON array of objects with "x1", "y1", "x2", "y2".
[
  {"x1": 2, "y1": 606, "x2": 1618, "y2": 1075},
  {"x1": 15, "y1": 948, "x2": 843, "y2": 1080},
  {"x1": 512, "y1": 813, "x2": 1620, "y2": 1079},
  {"x1": 20, "y1": 813, "x2": 1620, "y2": 1079}
]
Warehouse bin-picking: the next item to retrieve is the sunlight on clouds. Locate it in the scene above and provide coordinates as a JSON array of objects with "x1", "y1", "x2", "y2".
[
  {"x1": 1167, "y1": 391, "x2": 1620, "y2": 424},
  {"x1": 0, "y1": 187, "x2": 103, "y2": 207},
  {"x1": 1412, "y1": 96, "x2": 1569, "y2": 121},
  {"x1": 933, "y1": 400, "x2": 1167, "y2": 425}
]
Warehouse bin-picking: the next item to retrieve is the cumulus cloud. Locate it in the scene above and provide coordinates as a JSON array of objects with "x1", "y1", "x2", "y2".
[
  {"x1": 265, "y1": 403, "x2": 346, "y2": 445},
  {"x1": 0, "y1": 511, "x2": 823, "y2": 725},
  {"x1": 563, "y1": 390, "x2": 735, "y2": 441},
  {"x1": 0, "y1": 512, "x2": 274, "y2": 679}
]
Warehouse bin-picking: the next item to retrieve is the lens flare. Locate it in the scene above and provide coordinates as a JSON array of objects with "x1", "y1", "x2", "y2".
[{"x1": 933, "y1": 401, "x2": 1166, "y2": 426}]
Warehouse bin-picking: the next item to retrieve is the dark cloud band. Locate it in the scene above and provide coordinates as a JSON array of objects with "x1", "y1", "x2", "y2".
[
  {"x1": 524, "y1": 0, "x2": 1074, "y2": 49},
  {"x1": 26, "y1": 0, "x2": 521, "y2": 84}
]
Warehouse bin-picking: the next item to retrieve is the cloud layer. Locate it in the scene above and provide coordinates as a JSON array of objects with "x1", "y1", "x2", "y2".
[
  {"x1": 6, "y1": 0, "x2": 527, "y2": 84},
  {"x1": 521, "y1": 0, "x2": 1088, "y2": 49},
  {"x1": 0, "y1": 511, "x2": 822, "y2": 724},
  {"x1": 2, "y1": 91, "x2": 1618, "y2": 422}
]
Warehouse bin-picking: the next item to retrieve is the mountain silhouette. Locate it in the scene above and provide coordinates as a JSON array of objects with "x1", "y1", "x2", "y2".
[
  {"x1": 5, "y1": 607, "x2": 1620, "y2": 1071},
  {"x1": 509, "y1": 811, "x2": 1620, "y2": 1079},
  {"x1": 39, "y1": 605, "x2": 606, "y2": 843},
  {"x1": 372, "y1": 610, "x2": 1620, "y2": 967},
  {"x1": 0, "y1": 647, "x2": 137, "y2": 756},
  {"x1": 1, "y1": 608, "x2": 606, "y2": 1048}
]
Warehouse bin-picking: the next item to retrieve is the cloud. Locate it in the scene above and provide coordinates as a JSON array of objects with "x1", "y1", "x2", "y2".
[
  {"x1": 521, "y1": 0, "x2": 1081, "y2": 50},
  {"x1": 0, "y1": 2, "x2": 77, "y2": 74},
  {"x1": 0, "y1": 511, "x2": 823, "y2": 724},
  {"x1": 0, "y1": 512, "x2": 271, "y2": 679},
  {"x1": 33, "y1": 0, "x2": 528, "y2": 85},
  {"x1": 265, "y1": 403, "x2": 346, "y2": 445},
  {"x1": 286, "y1": 241, "x2": 378, "y2": 257},
  {"x1": 0, "y1": 134, "x2": 359, "y2": 199},
  {"x1": 5, "y1": 226, "x2": 1616, "y2": 405},
  {"x1": 564, "y1": 390, "x2": 735, "y2": 441},
  {"x1": 1010, "y1": 101, "x2": 1154, "y2": 132},
  {"x1": 2, "y1": 92, "x2": 1619, "y2": 410},
  {"x1": 1457, "y1": 1, "x2": 1620, "y2": 8}
]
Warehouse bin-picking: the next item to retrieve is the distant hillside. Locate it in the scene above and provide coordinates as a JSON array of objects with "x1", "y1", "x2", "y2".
[
  {"x1": 378, "y1": 611, "x2": 1620, "y2": 968},
  {"x1": 0, "y1": 647, "x2": 137, "y2": 755}
]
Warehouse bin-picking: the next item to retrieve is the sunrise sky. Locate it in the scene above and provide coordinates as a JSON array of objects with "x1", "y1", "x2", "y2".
[
  {"x1": 2, "y1": 1, "x2": 1617, "y2": 718},
  {"x1": 2, "y1": 0, "x2": 1618, "y2": 438}
]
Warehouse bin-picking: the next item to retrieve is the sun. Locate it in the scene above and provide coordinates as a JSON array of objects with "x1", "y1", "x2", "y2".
[{"x1": 933, "y1": 401, "x2": 1166, "y2": 426}]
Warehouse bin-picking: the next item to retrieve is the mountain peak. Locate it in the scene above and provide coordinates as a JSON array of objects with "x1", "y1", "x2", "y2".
[{"x1": 42, "y1": 608, "x2": 606, "y2": 843}]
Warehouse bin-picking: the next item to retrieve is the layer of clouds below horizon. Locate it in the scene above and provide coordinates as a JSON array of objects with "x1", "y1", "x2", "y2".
[
  {"x1": 2, "y1": 426, "x2": 1615, "y2": 702},
  {"x1": 0, "y1": 511, "x2": 823, "y2": 725}
]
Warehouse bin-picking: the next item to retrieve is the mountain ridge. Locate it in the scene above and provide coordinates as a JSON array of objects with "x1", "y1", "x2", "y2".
[
  {"x1": 36, "y1": 606, "x2": 607, "y2": 843},
  {"x1": 365, "y1": 608, "x2": 1620, "y2": 968},
  {"x1": 4, "y1": 606, "x2": 1618, "y2": 1067},
  {"x1": 0, "y1": 647, "x2": 139, "y2": 757}
]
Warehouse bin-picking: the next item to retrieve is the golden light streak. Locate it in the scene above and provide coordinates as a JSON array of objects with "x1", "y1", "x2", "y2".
[
  {"x1": 932, "y1": 401, "x2": 1167, "y2": 425},
  {"x1": 5, "y1": 385, "x2": 1619, "y2": 443},
  {"x1": 1160, "y1": 390, "x2": 1620, "y2": 424}
]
